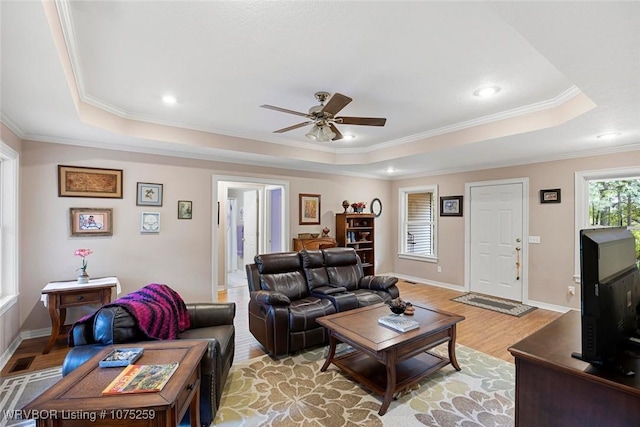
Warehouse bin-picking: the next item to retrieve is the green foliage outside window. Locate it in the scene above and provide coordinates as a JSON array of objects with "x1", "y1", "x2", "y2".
[{"x1": 588, "y1": 179, "x2": 640, "y2": 262}]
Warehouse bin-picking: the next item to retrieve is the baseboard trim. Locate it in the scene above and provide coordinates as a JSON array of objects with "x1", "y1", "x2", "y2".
[
  {"x1": 0, "y1": 327, "x2": 53, "y2": 372},
  {"x1": 391, "y1": 273, "x2": 466, "y2": 292}
]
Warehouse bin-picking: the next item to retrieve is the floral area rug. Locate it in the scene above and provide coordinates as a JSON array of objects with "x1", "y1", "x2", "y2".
[
  {"x1": 0, "y1": 367, "x2": 62, "y2": 427},
  {"x1": 214, "y1": 344, "x2": 514, "y2": 426}
]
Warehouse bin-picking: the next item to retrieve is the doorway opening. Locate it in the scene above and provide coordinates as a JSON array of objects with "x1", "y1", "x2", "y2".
[{"x1": 213, "y1": 176, "x2": 289, "y2": 292}]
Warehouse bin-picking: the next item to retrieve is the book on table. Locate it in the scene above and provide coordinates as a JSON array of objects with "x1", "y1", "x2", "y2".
[
  {"x1": 102, "y1": 362, "x2": 179, "y2": 395},
  {"x1": 99, "y1": 347, "x2": 144, "y2": 367},
  {"x1": 378, "y1": 315, "x2": 419, "y2": 332}
]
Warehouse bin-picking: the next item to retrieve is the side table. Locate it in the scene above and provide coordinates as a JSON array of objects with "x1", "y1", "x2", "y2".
[{"x1": 40, "y1": 277, "x2": 120, "y2": 354}]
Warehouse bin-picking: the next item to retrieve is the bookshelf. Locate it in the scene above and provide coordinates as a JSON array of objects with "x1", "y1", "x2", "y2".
[{"x1": 335, "y1": 213, "x2": 375, "y2": 275}]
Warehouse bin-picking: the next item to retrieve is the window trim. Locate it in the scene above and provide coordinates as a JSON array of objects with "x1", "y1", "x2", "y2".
[
  {"x1": 397, "y1": 184, "x2": 438, "y2": 263},
  {"x1": 0, "y1": 141, "x2": 19, "y2": 316},
  {"x1": 574, "y1": 166, "x2": 640, "y2": 283}
]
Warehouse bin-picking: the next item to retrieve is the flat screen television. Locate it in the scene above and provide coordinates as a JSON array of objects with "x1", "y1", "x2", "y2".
[{"x1": 573, "y1": 227, "x2": 640, "y2": 375}]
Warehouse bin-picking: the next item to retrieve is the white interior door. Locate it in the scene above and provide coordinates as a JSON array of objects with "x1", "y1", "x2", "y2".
[
  {"x1": 243, "y1": 189, "x2": 258, "y2": 270},
  {"x1": 469, "y1": 182, "x2": 524, "y2": 301}
]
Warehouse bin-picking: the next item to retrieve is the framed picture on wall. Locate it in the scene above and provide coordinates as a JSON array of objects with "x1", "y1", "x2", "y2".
[
  {"x1": 140, "y1": 212, "x2": 160, "y2": 233},
  {"x1": 70, "y1": 208, "x2": 113, "y2": 236},
  {"x1": 58, "y1": 165, "x2": 123, "y2": 198},
  {"x1": 440, "y1": 196, "x2": 463, "y2": 217},
  {"x1": 178, "y1": 200, "x2": 192, "y2": 219},
  {"x1": 299, "y1": 193, "x2": 321, "y2": 225},
  {"x1": 136, "y1": 182, "x2": 163, "y2": 206},
  {"x1": 540, "y1": 188, "x2": 561, "y2": 204}
]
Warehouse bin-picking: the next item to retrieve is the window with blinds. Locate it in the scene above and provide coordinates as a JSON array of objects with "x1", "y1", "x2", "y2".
[{"x1": 399, "y1": 185, "x2": 437, "y2": 260}]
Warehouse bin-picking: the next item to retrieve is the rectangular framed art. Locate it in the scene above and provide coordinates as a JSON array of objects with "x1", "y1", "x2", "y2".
[
  {"x1": 141, "y1": 212, "x2": 160, "y2": 233},
  {"x1": 540, "y1": 188, "x2": 561, "y2": 204},
  {"x1": 58, "y1": 165, "x2": 123, "y2": 198},
  {"x1": 299, "y1": 193, "x2": 321, "y2": 225},
  {"x1": 178, "y1": 200, "x2": 192, "y2": 219},
  {"x1": 136, "y1": 182, "x2": 163, "y2": 206},
  {"x1": 70, "y1": 208, "x2": 113, "y2": 237},
  {"x1": 440, "y1": 195, "x2": 463, "y2": 217}
]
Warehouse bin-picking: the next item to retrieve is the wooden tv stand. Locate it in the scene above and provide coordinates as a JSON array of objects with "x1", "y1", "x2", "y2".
[{"x1": 508, "y1": 310, "x2": 640, "y2": 427}]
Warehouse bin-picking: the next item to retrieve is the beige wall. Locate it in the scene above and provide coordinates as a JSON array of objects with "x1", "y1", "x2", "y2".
[
  {"x1": 391, "y1": 149, "x2": 640, "y2": 309},
  {"x1": 18, "y1": 140, "x2": 391, "y2": 335}
]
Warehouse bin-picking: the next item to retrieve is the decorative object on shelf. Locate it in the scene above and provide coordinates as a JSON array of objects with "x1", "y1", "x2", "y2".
[
  {"x1": 177, "y1": 200, "x2": 192, "y2": 219},
  {"x1": 540, "y1": 188, "x2": 561, "y2": 204},
  {"x1": 310, "y1": 233, "x2": 320, "y2": 238},
  {"x1": 342, "y1": 200, "x2": 350, "y2": 213},
  {"x1": 75, "y1": 248, "x2": 92, "y2": 284},
  {"x1": 58, "y1": 165, "x2": 123, "y2": 199},
  {"x1": 141, "y1": 212, "x2": 160, "y2": 233},
  {"x1": 359, "y1": 231, "x2": 370, "y2": 241},
  {"x1": 370, "y1": 198, "x2": 382, "y2": 217},
  {"x1": 322, "y1": 227, "x2": 330, "y2": 237},
  {"x1": 351, "y1": 201, "x2": 366, "y2": 213},
  {"x1": 70, "y1": 207, "x2": 113, "y2": 237},
  {"x1": 299, "y1": 193, "x2": 321, "y2": 225},
  {"x1": 136, "y1": 182, "x2": 163, "y2": 206},
  {"x1": 298, "y1": 233, "x2": 312, "y2": 238},
  {"x1": 440, "y1": 195, "x2": 463, "y2": 217}
]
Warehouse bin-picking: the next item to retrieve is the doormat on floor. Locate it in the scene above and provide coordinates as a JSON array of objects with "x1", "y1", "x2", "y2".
[{"x1": 451, "y1": 293, "x2": 536, "y2": 317}]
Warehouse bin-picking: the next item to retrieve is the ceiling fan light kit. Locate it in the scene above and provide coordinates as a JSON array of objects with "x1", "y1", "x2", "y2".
[{"x1": 261, "y1": 91, "x2": 387, "y2": 142}]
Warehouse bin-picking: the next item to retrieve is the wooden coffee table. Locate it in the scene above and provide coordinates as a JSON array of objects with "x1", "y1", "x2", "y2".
[
  {"x1": 22, "y1": 340, "x2": 207, "y2": 427},
  {"x1": 317, "y1": 302, "x2": 465, "y2": 415}
]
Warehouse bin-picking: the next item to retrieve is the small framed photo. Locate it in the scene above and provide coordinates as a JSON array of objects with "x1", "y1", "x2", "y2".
[
  {"x1": 440, "y1": 196, "x2": 463, "y2": 217},
  {"x1": 58, "y1": 165, "x2": 123, "y2": 198},
  {"x1": 70, "y1": 208, "x2": 113, "y2": 237},
  {"x1": 540, "y1": 188, "x2": 561, "y2": 204},
  {"x1": 141, "y1": 212, "x2": 160, "y2": 233},
  {"x1": 136, "y1": 182, "x2": 163, "y2": 206},
  {"x1": 299, "y1": 193, "x2": 321, "y2": 225},
  {"x1": 178, "y1": 200, "x2": 192, "y2": 219}
]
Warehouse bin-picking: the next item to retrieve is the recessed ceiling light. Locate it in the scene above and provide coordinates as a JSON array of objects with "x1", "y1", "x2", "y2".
[
  {"x1": 343, "y1": 134, "x2": 355, "y2": 140},
  {"x1": 162, "y1": 95, "x2": 177, "y2": 105},
  {"x1": 473, "y1": 86, "x2": 501, "y2": 98},
  {"x1": 385, "y1": 167, "x2": 395, "y2": 173},
  {"x1": 596, "y1": 132, "x2": 621, "y2": 140}
]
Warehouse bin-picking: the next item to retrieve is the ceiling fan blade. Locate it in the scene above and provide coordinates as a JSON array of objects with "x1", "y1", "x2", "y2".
[
  {"x1": 329, "y1": 123, "x2": 343, "y2": 141},
  {"x1": 273, "y1": 121, "x2": 313, "y2": 133},
  {"x1": 321, "y1": 93, "x2": 352, "y2": 116},
  {"x1": 261, "y1": 104, "x2": 311, "y2": 118},
  {"x1": 336, "y1": 116, "x2": 387, "y2": 126}
]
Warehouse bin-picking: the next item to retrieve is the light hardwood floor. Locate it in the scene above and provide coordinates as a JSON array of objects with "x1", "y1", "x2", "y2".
[{"x1": 1, "y1": 280, "x2": 564, "y2": 377}]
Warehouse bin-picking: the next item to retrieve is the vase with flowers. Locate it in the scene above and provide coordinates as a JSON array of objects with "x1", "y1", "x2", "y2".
[
  {"x1": 351, "y1": 202, "x2": 366, "y2": 213},
  {"x1": 75, "y1": 248, "x2": 93, "y2": 284}
]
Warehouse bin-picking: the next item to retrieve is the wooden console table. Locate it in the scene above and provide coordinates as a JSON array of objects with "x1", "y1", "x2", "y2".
[
  {"x1": 508, "y1": 310, "x2": 640, "y2": 426},
  {"x1": 292, "y1": 237, "x2": 336, "y2": 251},
  {"x1": 23, "y1": 340, "x2": 207, "y2": 427},
  {"x1": 40, "y1": 277, "x2": 120, "y2": 354}
]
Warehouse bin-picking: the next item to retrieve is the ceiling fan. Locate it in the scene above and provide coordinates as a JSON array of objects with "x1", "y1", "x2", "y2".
[{"x1": 260, "y1": 91, "x2": 387, "y2": 141}]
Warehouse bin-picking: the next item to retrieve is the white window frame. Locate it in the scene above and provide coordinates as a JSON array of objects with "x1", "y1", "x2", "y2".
[
  {"x1": 574, "y1": 166, "x2": 640, "y2": 283},
  {"x1": 0, "y1": 141, "x2": 19, "y2": 316},
  {"x1": 398, "y1": 184, "x2": 438, "y2": 263}
]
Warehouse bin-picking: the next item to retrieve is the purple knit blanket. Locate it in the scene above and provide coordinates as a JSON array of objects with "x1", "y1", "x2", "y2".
[{"x1": 70, "y1": 283, "x2": 190, "y2": 345}]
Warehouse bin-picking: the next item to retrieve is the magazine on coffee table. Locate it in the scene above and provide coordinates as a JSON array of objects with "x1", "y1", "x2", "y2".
[
  {"x1": 378, "y1": 315, "x2": 419, "y2": 332},
  {"x1": 102, "y1": 362, "x2": 179, "y2": 395},
  {"x1": 99, "y1": 347, "x2": 144, "y2": 367}
]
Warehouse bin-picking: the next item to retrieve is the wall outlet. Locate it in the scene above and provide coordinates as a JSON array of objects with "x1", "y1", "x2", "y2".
[
  {"x1": 568, "y1": 286, "x2": 576, "y2": 295},
  {"x1": 437, "y1": 266, "x2": 442, "y2": 273}
]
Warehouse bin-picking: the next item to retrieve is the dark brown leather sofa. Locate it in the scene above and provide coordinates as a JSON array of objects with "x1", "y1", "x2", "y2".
[
  {"x1": 61, "y1": 302, "x2": 235, "y2": 427},
  {"x1": 246, "y1": 247, "x2": 399, "y2": 356}
]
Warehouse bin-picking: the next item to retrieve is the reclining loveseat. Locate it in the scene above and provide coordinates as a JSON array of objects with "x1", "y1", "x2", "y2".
[
  {"x1": 246, "y1": 247, "x2": 399, "y2": 356},
  {"x1": 62, "y1": 290, "x2": 235, "y2": 427}
]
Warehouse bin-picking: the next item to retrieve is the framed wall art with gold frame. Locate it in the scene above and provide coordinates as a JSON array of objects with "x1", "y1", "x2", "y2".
[{"x1": 58, "y1": 165, "x2": 123, "y2": 198}]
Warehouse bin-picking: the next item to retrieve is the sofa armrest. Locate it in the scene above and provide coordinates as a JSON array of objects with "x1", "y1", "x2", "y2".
[
  {"x1": 251, "y1": 290, "x2": 291, "y2": 306},
  {"x1": 359, "y1": 275, "x2": 399, "y2": 291},
  {"x1": 69, "y1": 322, "x2": 95, "y2": 347},
  {"x1": 311, "y1": 286, "x2": 347, "y2": 296},
  {"x1": 186, "y1": 302, "x2": 236, "y2": 329}
]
